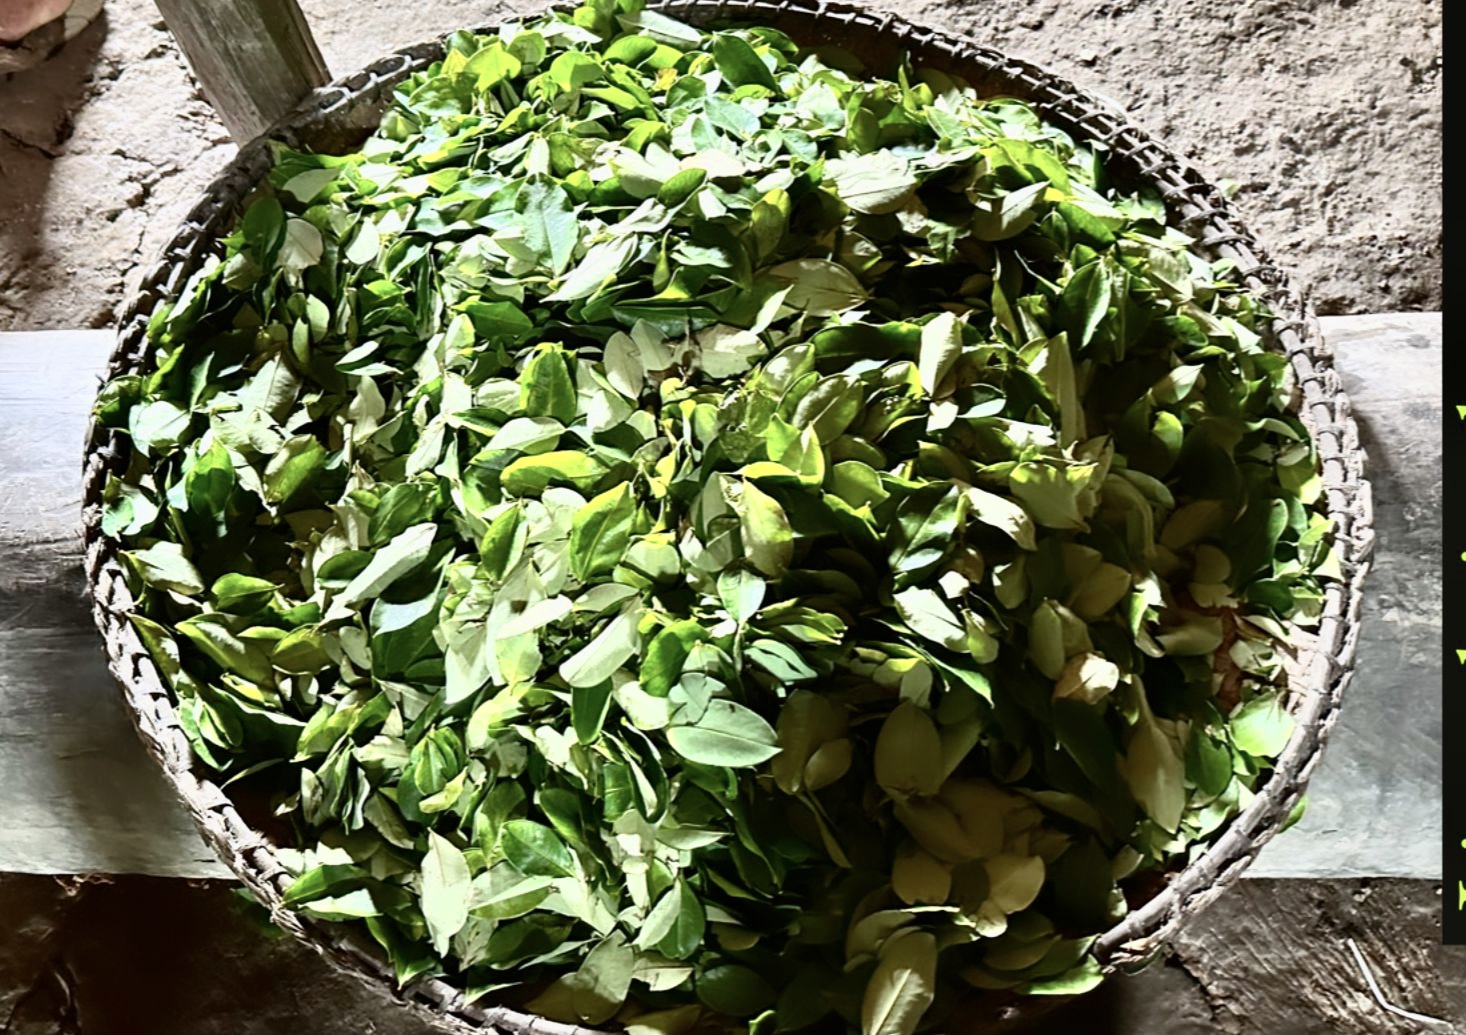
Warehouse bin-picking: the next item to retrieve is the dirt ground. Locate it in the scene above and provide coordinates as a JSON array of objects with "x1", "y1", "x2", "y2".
[{"x1": 0, "y1": 0, "x2": 1441, "y2": 331}]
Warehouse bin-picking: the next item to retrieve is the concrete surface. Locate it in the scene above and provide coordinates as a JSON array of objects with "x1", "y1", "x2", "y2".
[
  {"x1": 0, "y1": 0, "x2": 1442, "y2": 332},
  {"x1": 1249, "y1": 313, "x2": 1443, "y2": 878},
  {"x1": 0, "y1": 314, "x2": 1441, "y2": 880},
  {"x1": 0, "y1": 330, "x2": 224, "y2": 878},
  {"x1": 0, "y1": 875, "x2": 1459, "y2": 1034}
]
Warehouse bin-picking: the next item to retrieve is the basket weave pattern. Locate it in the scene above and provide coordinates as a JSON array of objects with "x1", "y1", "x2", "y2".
[{"x1": 81, "y1": 2, "x2": 1374, "y2": 1031}]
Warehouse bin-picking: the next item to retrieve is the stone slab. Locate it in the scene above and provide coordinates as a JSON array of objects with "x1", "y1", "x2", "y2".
[
  {"x1": 0, "y1": 315, "x2": 1442, "y2": 879},
  {"x1": 0, "y1": 330, "x2": 226, "y2": 878},
  {"x1": 1249, "y1": 313, "x2": 1443, "y2": 878}
]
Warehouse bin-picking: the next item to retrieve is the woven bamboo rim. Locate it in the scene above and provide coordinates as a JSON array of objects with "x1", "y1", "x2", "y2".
[{"x1": 81, "y1": 2, "x2": 1375, "y2": 1031}]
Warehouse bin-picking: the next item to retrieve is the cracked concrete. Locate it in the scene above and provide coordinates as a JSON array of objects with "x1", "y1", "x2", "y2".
[
  {"x1": 0, "y1": 6, "x2": 232, "y2": 330},
  {"x1": 0, "y1": 0, "x2": 1443, "y2": 331},
  {"x1": 1164, "y1": 880, "x2": 1466, "y2": 1035}
]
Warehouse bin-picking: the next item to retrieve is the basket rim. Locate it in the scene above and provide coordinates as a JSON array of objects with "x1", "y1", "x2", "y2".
[{"x1": 82, "y1": 1, "x2": 1376, "y2": 1031}]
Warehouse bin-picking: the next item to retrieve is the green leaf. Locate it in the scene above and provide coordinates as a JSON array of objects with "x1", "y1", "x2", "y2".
[
  {"x1": 1058, "y1": 260, "x2": 1112, "y2": 350},
  {"x1": 640, "y1": 620, "x2": 705, "y2": 698},
  {"x1": 1123, "y1": 707, "x2": 1186, "y2": 834},
  {"x1": 711, "y1": 33, "x2": 777, "y2": 89},
  {"x1": 500, "y1": 819, "x2": 575, "y2": 878},
  {"x1": 1022, "y1": 955, "x2": 1105, "y2": 996},
  {"x1": 263, "y1": 435, "x2": 326, "y2": 505},
  {"x1": 124, "y1": 541, "x2": 204, "y2": 596},
  {"x1": 1053, "y1": 653, "x2": 1120, "y2": 704},
  {"x1": 667, "y1": 699, "x2": 779, "y2": 767},
  {"x1": 344, "y1": 217, "x2": 380, "y2": 265},
  {"x1": 283, "y1": 168, "x2": 336, "y2": 204},
  {"x1": 917, "y1": 311, "x2": 963, "y2": 396},
  {"x1": 282, "y1": 863, "x2": 366, "y2": 907},
  {"x1": 559, "y1": 605, "x2": 640, "y2": 688},
  {"x1": 368, "y1": 483, "x2": 438, "y2": 544},
  {"x1": 697, "y1": 965, "x2": 777, "y2": 1018},
  {"x1": 1033, "y1": 333, "x2": 1084, "y2": 447},
  {"x1": 570, "y1": 483, "x2": 638, "y2": 583},
  {"x1": 893, "y1": 587, "x2": 967, "y2": 652},
  {"x1": 747, "y1": 188, "x2": 788, "y2": 264},
  {"x1": 184, "y1": 439, "x2": 236, "y2": 537},
  {"x1": 546, "y1": 236, "x2": 636, "y2": 302},
  {"x1": 771, "y1": 690, "x2": 846, "y2": 794},
  {"x1": 519, "y1": 178, "x2": 580, "y2": 275},
  {"x1": 571, "y1": 935, "x2": 636, "y2": 1024},
  {"x1": 486, "y1": 416, "x2": 564, "y2": 455},
  {"x1": 176, "y1": 614, "x2": 274, "y2": 684},
  {"x1": 637, "y1": 880, "x2": 705, "y2": 960},
  {"x1": 422, "y1": 832, "x2": 472, "y2": 955},
  {"x1": 1230, "y1": 695, "x2": 1295, "y2": 758},
  {"x1": 1009, "y1": 462, "x2": 1087, "y2": 530},
  {"x1": 501, "y1": 451, "x2": 608, "y2": 496},
  {"x1": 337, "y1": 523, "x2": 437, "y2": 606},
  {"x1": 874, "y1": 701, "x2": 944, "y2": 798},
  {"x1": 572, "y1": 680, "x2": 614, "y2": 744},
  {"x1": 242, "y1": 196, "x2": 285, "y2": 259},
  {"x1": 1155, "y1": 615, "x2": 1224, "y2": 656},
  {"x1": 1068, "y1": 563, "x2": 1131, "y2": 621},
  {"x1": 697, "y1": 325, "x2": 767, "y2": 380},
  {"x1": 277, "y1": 217, "x2": 324, "y2": 271},
  {"x1": 738, "y1": 479, "x2": 793, "y2": 578},
  {"x1": 1186, "y1": 724, "x2": 1234, "y2": 798},
  {"x1": 986, "y1": 853, "x2": 1045, "y2": 913},
  {"x1": 519, "y1": 346, "x2": 577, "y2": 423},
  {"x1": 656, "y1": 168, "x2": 708, "y2": 208},
  {"x1": 766, "y1": 259, "x2": 867, "y2": 315},
  {"x1": 210, "y1": 573, "x2": 275, "y2": 613},
  {"x1": 964, "y1": 486, "x2": 1037, "y2": 550},
  {"x1": 299, "y1": 889, "x2": 381, "y2": 921},
  {"x1": 888, "y1": 486, "x2": 961, "y2": 581},
  {"x1": 717, "y1": 568, "x2": 766, "y2": 624},
  {"x1": 128, "y1": 400, "x2": 190, "y2": 456},
  {"x1": 826, "y1": 151, "x2": 918, "y2": 215},
  {"x1": 789, "y1": 374, "x2": 862, "y2": 443},
  {"x1": 971, "y1": 180, "x2": 1050, "y2": 241},
  {"x1": 860, "y1": 929, "x2": 937, "y2": 1035}
]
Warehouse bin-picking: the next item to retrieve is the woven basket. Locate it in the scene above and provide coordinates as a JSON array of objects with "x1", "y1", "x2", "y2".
[{"x1": 82, "y1": 1, "x2": 1374, "y2": 1031}]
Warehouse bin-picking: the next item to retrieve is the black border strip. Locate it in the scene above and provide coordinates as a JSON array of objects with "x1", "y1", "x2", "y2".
[{"x1": 1444, "y1": 63, "x2": 1460, "y2": 941}]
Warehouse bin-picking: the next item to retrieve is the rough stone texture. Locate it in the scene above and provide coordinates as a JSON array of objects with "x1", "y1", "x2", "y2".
[
  {"x1": 1035, "y1": 879, "x2": 1466, "y2": 1035},
  {"x1": 0, "y1": 875, "x2": 1458, "y2": 1034},
  {"x1": 0, "y1": 8, "x2": 233, "y2": 332},
  {"x1": 899, "y1": 0, "x2": 1443, "y2": 317},
  {"x1": 0, "y1": 875, "x2": 417, "y2": 1034},
  {"x1": 1181, "y1": 881, "x2": 1466, "y2": 1035},
  {"x1": 0, "y1": 0, "x2": 1441, "y2": 331}
]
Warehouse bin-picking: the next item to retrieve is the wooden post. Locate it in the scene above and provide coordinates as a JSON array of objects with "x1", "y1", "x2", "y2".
[{"x1": 153, "y1": 0, "x2": 331, "y2": 143}]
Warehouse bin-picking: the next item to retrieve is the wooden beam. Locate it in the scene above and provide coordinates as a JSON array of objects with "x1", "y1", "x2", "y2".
[{"x1": 153, "y1": 0, "x2": 330, "y2": 143}]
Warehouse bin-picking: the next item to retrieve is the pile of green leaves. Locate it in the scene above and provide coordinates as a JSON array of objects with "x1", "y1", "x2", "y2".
[{"x1": 95, "y1": 0, "x2": 1338, "y2": 1031}]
